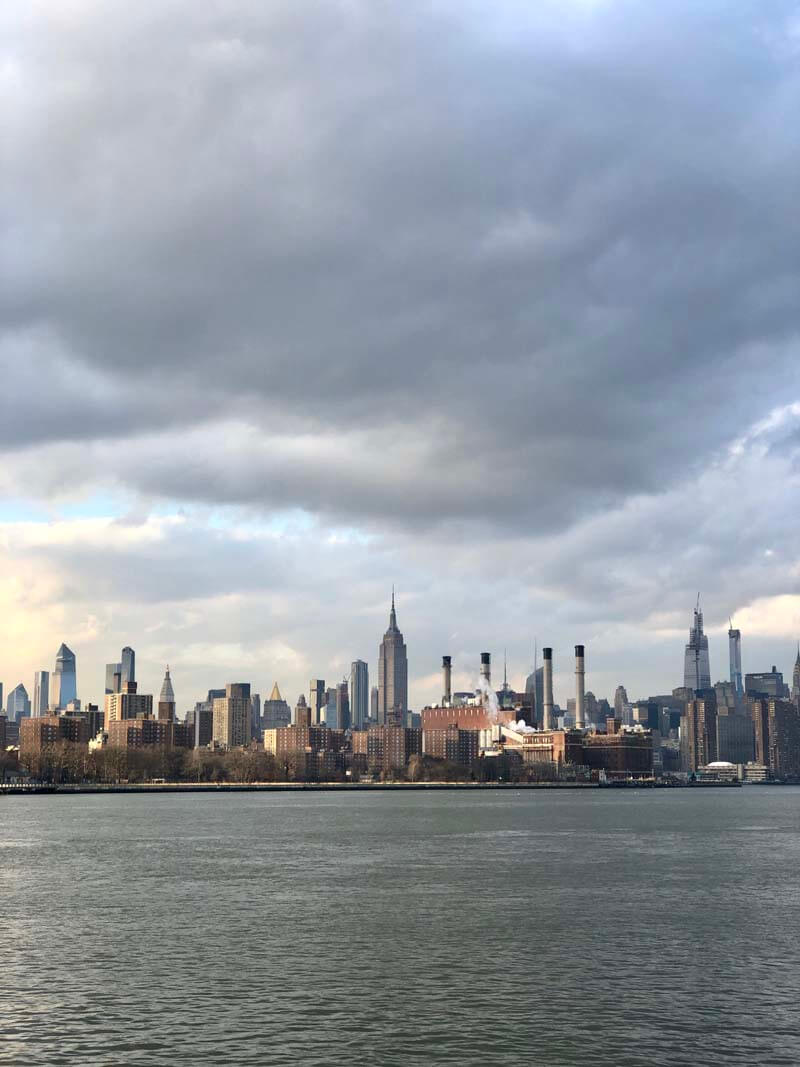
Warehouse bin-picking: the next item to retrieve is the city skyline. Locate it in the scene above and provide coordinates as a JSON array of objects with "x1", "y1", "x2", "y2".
[{"x1": 2, "y1": 599, "x2": 799, "y2": 720}]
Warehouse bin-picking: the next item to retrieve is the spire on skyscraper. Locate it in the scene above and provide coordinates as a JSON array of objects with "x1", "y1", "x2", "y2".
[
  {"x1": 379, "y1": 588, "x2": 407, "y2": 724},
  {"x1": 684, "y1": 598, "x2": 711, "y2": 692},
  {"x1": 159, "y1": 666, "x2": 175, "y2": 704}
]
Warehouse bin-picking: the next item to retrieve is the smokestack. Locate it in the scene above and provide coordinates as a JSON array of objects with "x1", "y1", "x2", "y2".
[
  {"x1": 480, "y1": 652, "x2": 491, "y2": 687},
  {"x1": 442, "y1": 655, "x2": 452, "y2": 707},
  {"x1": 542, "y1": 648, "x2": 554, "y2": 731},
  {"x1": 575, "y1": 644, "x2": 586, "y2": 730}
]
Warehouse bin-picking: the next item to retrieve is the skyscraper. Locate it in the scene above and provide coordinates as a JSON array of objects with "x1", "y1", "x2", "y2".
[
  {"x1": 158, "y1": 666, "x2": 176, "y2": 721},
  {"x1": 105, "y1": 661, "x2": 121, "y2": 695},
  {"x1": 121, "y1": 647, "x2": 136, "y2": 687},
  {"x1": 683, "y1": 600, "x2": 711, "y2": 692},
  {"x1": 7, "y1": 683, "x2": 31, "y2": 721},
  {"x1": 792, "y1": 645, "x2": 800, "y2": 704},
  {"x1": 294, "y1": 693, "x2": 311, "y2": 728},
  {"x1": 350, "y1": 660, "x2": 369, "y2": 730},
  {"x1": 33, "y1": 671, "x2": 50, "y2": 717},
  {"x1": 613, "y1": 685, "x2": 628, "y2": 719},
  {"x1": 263, "y1": 683, "x2": 291, "y2": 729},
  {"x1": 336, "y1": 680, "x2": 350, "y2": 731},
  {"x1": 309, "y1": 679, "x2": 326, "y2": 726},
  {"x1": 378, "y1": 591, "x2": 408, "y2": 725},
  {"x1": 52, "y1": 644, "x2": 77, "y2": 710},
  {"x1": 106, "y1": 646, "x2": 135, "y2": 695},
  {"x1": 250, "y1": 692, "x2": 262, "y2": 740},
  {"x1": 525, "y1": 668, "x2": 544, "y2": 728},
  {"x1": 729, "y1": 626, "x2": 743, "y2": 695},
  {"x1": 212, "y1": 683, "x2": 252, "y2": 748},
  {"x1": 370, "y1": 685, "x2": 378, "y2": 722},
  {"x1": 682, "y1": 690, "x2": 717, "y2": 772}
]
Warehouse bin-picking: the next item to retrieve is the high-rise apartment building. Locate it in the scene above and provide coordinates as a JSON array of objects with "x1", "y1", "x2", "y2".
[
  {"x1": 752, "y1": 697, "x2": 800, "y2": 779},
  {"x1": 33, "y1": 671, "x2": 49, "y2": 717},
  {"x1": 350, "y1": 660, "x2": 368, "y2": 730},
  {"x1": 682, "y1": 690, "x2": 717, "y2": 772},
  {"x1": 189, "y1": 689, "x2": 222, "y2": 748},
  {"x1": 104, "y1": 682, "x2": 153, "y2": 725},
  {"x1": 158, "y1": 666, "x2": 176, "y2": 721},
  {"x1": 212, "y1": 683, "x2": 252, "y2": 748},
  {"x1": 378, "y1": 592, "x2": 408, "y2": 725},
  {"x1": 309, "y1": 679, "x2": 326, "y2": 726},
  {"x1": 52, "y1": 644, "x2": 77, "y2": 710},
  {"x1": 683, "y1": 602, "x2": 711, "y2": 692},
  {"x1": 7, "y1": 683, "x2": 31, "y2": 721},
  {"x1": 728, "y1": 627, "x2": 743, "y2": 695}
]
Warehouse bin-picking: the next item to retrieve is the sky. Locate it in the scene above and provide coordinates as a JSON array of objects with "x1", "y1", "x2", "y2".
[{"x1": 1, "y1": 0, "x2": 799, "y2": 713}]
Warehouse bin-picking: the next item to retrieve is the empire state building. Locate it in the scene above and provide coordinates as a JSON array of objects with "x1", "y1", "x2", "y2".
[{"x1": 378, "y1": 591, "x2": 408, "y2": 725}]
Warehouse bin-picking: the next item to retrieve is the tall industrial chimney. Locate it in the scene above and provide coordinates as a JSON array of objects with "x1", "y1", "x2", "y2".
[
  {"x1": 442, "y1": 655, "x2": 452, "y2": 707},
  {"x1": 480, "y1": 652, "x2": 491, "y2": 687},
  {"x1": 575, "y1": 644, "x2": 586, "y2": 730},
  {"x1": 542, "y1": 648, "x2": 554, "y2": 731}
]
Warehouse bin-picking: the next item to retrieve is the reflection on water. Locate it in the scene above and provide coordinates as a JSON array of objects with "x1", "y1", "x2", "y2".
[{"x1": 2, "y1": 788, "x2": 800, "y2": 1066}]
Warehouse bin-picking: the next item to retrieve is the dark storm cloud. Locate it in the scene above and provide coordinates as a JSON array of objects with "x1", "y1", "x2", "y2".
[{"x1": 2, "y1": 0, "x2": 799, "y2": 531}]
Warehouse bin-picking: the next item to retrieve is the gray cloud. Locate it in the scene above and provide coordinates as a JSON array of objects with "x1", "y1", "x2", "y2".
[{"x1": 1, "y1": 0, "x2": 799, "y2": 704}]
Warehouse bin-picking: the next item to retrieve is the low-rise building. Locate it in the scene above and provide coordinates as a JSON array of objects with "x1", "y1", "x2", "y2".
[
  {"x1": 366, "y1": 725, "x2": 421, "y2": 774},
  {"x1": 105, "y1": 718, "x2": 192, "y2": 749},
  {"x1": 423, "y1": 725, "x2": 479, "y2": 765}
]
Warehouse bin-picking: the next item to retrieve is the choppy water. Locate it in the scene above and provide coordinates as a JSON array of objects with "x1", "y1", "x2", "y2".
[{"x1": 2, "y1": 787, "x2": 799, "y2": 1066}]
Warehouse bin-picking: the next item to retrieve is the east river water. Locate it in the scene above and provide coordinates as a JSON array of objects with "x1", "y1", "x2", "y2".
[{"x1": 2, "y1": 787, "x2": 799, "y2": 1066}]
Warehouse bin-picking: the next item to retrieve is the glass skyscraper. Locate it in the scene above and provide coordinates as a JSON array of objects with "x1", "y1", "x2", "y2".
[
  {"x1": 33, "y1": 670, "x2": 49, "y2": 717},
  {"x1": 683, "y1": 602, "x2": 711, "y2": 692},
  {"x1": 52, "y1": 643, "x2": 77, "y2": 709},
  {"x1": 350, "y1": 660, "x2": 369, "y2": 730}
]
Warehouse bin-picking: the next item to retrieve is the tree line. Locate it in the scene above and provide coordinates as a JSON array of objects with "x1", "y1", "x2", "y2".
[{"x1": 16, "y1": 743, "x2": 568, "y2": 784}]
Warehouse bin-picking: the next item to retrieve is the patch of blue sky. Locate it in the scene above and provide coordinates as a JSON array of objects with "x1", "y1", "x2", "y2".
[{"x1": 0, "y1": 492, "x2": 128, "y2": 523}]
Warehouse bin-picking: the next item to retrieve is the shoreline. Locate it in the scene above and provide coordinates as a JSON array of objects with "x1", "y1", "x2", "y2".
[{"x1": 0, "y1": 779, "x2": 744, "y2": 796}]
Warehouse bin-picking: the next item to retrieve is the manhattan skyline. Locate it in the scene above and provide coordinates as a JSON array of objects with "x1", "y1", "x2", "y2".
[
  {"x1": 2, "y1": 2, "x2": 799, "y2": 712},
  {"x1": 2, "y1": 596, "x2": 798, "y2": 720}
]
